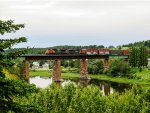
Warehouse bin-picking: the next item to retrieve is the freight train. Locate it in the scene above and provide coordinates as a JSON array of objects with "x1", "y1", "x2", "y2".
[{"x1": 45, "y1": 49, "x2": 130, "y2": 55}]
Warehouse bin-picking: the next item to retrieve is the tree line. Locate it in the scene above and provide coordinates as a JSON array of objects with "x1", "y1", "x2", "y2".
[{"x1": 123, "y1": 40, "x2": 150, "y2": 48}]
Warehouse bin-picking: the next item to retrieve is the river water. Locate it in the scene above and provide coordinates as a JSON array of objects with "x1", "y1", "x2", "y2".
[{"x1": 30, "y1": 76, "x2": 132, "y2": 95}]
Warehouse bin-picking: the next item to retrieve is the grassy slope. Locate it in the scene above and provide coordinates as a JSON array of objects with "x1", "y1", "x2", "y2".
[
  {"x1": 29, "y1": 70, "x2": 51, "y2": 77},
  {"x1": 30, "y1": 69, "x2": 150, "y2": 85},
  {"x1": 134, "y1": 68, "x2": 150, "y2": 81}
]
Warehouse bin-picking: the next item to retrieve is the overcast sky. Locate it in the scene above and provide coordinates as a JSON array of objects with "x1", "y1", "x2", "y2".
[{"x1": 1, "y1": 0, "x2": 150, "y2": 48}]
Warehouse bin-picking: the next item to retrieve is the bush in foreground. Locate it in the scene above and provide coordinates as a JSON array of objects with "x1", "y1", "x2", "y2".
[{"x1": 15, "y1": 83, "x2": 149, "y2": 113}]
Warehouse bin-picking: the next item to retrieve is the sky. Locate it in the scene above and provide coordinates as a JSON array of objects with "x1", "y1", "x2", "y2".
[{"x1": 0, "y1": 0, "x2": 150, "y2": 48}]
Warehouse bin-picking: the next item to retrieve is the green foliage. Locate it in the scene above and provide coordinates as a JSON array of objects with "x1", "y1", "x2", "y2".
[
  {"x1": 2, "y1": 58, "x2": 24, "y2": 78},
  {"x1": 122, "y1": 40, "x2": 150, "y2": 48},
  {"x1": 109, "y1": 59, "x2": 130, "y2": 77},
  {"x1": 129, "y1": 46, "x2": 138, "y2": 67},
  {"x1": 16, "y1": 83, "x2": 107, "y2": 113},
  {"x1": 61, "y1": 59, "x2": 79, "y2": 69},
  {"x1": 132, "y1": 68, "x2": 150, "y2": 81},
  {"x1": 67, "y1": 86, "x2": 106, "y2": 113},
  {"x1": 0, "y1": 79, "x2": 39, "y2": 113},
  {"x1": 0, "y1": 20, "x2": 24, "y2": 34},
  {"x1": 0, "y1": 20, "x2": 38, "y2": 112},
  {"x1": 30, "y1": 70, "x2": 51, "y2": 77},
  {"x1": 106, "y1": 86, "x2": 149, "y2": 113},
  {"x1": 137, "y1": 45, "x2": 148, "y2": 67},
  {"x1": 14, "y1": 83, "x2": 150, "y2": 113},
  {"x1": 0, "y1": 19, "x2": 28, "y2": 71},
  {"x1": 129, "y1": 45, "x2": 148, "y2": 67},
  {"x1": 88, "y1": 59, "x2": 104, "y2": 74}
]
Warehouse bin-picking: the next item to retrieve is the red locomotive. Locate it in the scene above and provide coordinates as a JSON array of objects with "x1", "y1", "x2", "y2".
[{"x1": 45, "y1": 49, "x2": 56, "y2": 54}]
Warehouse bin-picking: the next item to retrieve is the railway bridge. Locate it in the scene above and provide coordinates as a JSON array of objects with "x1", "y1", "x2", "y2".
[{"x1": 21, "y1": 54, "x2": 129, "y2": 82}]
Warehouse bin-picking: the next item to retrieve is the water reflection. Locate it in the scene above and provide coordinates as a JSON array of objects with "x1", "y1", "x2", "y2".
[
  {"x1": 100, "y1": 82, "x2": 113, "y2": 96},
  {"x1": 30, "y1": 76, "x2": 52, "y2": 88},
  {"x1": 29, "y1": 76, "x2": 132, "y2": 95},
  {"x1": 29, "y1": 76, "x2": 75, "y2": 88},
  {"x1": 79, "y1": 79, "x2": 90, "y2": 87},
  {"x1": 89, "y1": 79, "x2": 132, "y2": 95}
]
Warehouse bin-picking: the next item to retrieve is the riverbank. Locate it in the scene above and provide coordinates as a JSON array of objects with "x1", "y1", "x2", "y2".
[{"x1": 30, "y1": 70, "x2": 150, "y2": 85}]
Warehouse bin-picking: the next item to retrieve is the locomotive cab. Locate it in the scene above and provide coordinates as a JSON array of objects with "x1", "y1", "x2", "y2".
[{"x1": 45, "y1": 49, "x2": 56, "y2": 54}]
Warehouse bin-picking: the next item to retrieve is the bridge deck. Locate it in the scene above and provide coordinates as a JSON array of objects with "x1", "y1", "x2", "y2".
[{"x1": 22, "y1": 54, "x2": 129, "y2": 60}]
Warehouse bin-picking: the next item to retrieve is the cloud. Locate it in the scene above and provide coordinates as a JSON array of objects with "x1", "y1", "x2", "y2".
[{"x1": 0, "y1": 0, "x2": 150, "y2": 47}]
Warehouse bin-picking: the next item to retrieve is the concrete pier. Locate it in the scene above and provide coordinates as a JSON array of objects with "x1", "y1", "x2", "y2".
[
  {"x1": 52, "y1": 59, "x2": 62, "y2": 82},
  {"x1": 20, "y1": 60, "x2": 29, "y2": 82},
  {"x1": 80, "y1": 59, "x2": 89, "y2": 79}
]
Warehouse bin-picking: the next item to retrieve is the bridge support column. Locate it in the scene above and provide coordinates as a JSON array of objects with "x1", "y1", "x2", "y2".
[
  {"x1": 52, "y1": 59, "x2": 62, "y2": 82},
  {"x1": 104, "y1": 58, "x2": 109, "y2": 71},
  {"x1": 80, "y1": 59, "x2": 89, "y2": 79},
  {"x1": 20, "y1": 60, "x2": 29, "y2": 82}
]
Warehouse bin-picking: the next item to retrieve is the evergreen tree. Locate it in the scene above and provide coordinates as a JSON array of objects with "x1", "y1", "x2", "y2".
[
  {"x1": 138, "y1": 45, "x2": 148, "y2": 67},
  {"x1": 0, "y1": 20, "x2": 39, "y2": 112},
  {"x1": 129, "y1": 45, "x2": 148, "y2": 67},
  {"x1": 129, "y1": 46, "x2": 138, "y2": 67}
]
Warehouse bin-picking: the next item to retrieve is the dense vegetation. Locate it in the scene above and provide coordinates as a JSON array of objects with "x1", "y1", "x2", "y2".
[
  {"x1": 0, "y1": 20, "x2": 38, "y2": 112},
  {"x1": 108, "y1": 59, "x2": 130, "y2": 77},
  {"x1": 15, "y1": 83, "x2": 150, "y2": 113},
  {"x1": 88, "y1": 59, "x2": 104, "y2": 74},
  {"x1": 129, "y1": 45, "x2": 148, "y2": 67}
]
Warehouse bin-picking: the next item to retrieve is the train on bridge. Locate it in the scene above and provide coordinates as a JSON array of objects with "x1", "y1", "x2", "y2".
[{"x1": 45, "y1": 49, "x2": 130, "y2": 56}]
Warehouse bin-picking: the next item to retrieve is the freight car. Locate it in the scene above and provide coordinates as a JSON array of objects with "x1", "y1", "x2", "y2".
[
  {"x1": 45, "y1": 49, "x2": 130, "y2": 56},
  {"x1": 79, "y1": 49, "x2": 109, "y2": 55},
  {"x1": 99, "y1": 49, "x2": 109, "y2": 55},
  {"x1": 109, "y1": 50, "x2": 129, "y2": 56},
  {"x1": 80, "y1": 49, "x2": 99, "y2": 55},
  {"x1": 109, "y1": 50, "x2": 122, "y2": 55}
]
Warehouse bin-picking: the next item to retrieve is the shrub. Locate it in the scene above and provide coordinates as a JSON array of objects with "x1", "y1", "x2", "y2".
[
  {"x1": 14, "y1": 83, "x2": 150, "y2": 113},
  {"x1": 109, "y1": 59, "x2": 130, "y2": 77},
  {"x1": 88, "y1": 60, "x2": 104, "y2": 74}
]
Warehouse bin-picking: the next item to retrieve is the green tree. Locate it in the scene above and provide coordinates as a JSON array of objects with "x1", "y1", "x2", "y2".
[
  {"x1": 129, "y1": 46, "x2": 138, "y2": 67},
  {"x1": 109, "y1": 59, "x2": 130, "y2": 77},
  {"x1": 138, "y1": 45, "x2": 148, "y2": 67},
  {"x1": 0, "y1": 20, "x2": 38, "y2": 112},
  {"x1": 129, "y1": 45, "x2": 148, "y2": 68},
  {"x1": 88, "y1": 59, "x2": 104, "y2": 74}
]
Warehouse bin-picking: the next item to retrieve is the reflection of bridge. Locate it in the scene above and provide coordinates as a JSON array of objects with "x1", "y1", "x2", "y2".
[{"x1": 20, "y1": 54, "x2": 129, "y2": 82}]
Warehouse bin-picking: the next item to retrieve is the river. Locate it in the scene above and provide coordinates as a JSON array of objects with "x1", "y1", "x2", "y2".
[{"x1": 30, "y1": 76, "x2": 132, "y2": 95}]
